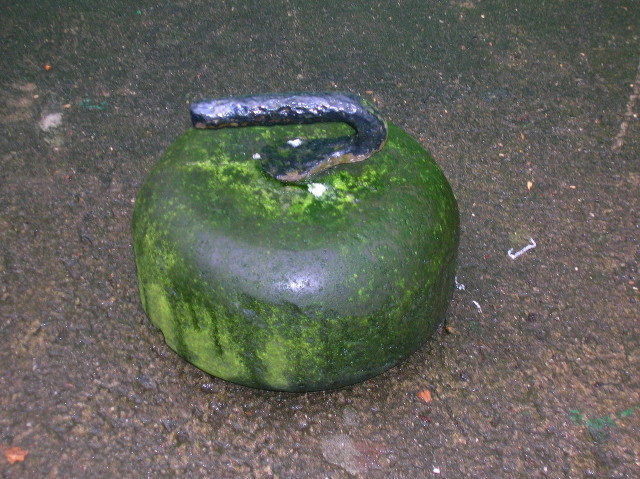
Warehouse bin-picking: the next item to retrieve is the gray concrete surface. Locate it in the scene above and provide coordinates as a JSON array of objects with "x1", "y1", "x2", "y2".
[{"x1": 1, "y1": 0, "x2": 638, "y2": 477}]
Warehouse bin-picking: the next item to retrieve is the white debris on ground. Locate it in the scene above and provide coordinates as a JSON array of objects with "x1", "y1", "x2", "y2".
[
  {"x1": 287, "y1": 138, "x2": 303, "y2": 147},
  {"x1": 308, "y1": 183, "x2": 327, "y2": 198},
  {"x1": 433, "y1": 467, "x2": 441, "y2": 474},
  {"x1": 39, "y1": 112, "x2": 63, "y2": 131},
  {"x1": 454, "y1": 276, "x2": 466, "y2": 290},
  {"x1": 507, "y1": 238, "x2": 537, "y2": 259},
  {"x1": 252, "y1": 153, "x2": 261, "y2": 159},
  {"x1": 472, "y1": 300, "x2": 482, "y2": 314}
]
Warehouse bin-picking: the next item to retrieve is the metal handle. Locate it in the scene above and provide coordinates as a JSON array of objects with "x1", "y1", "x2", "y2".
[{"x1": 190, "y1": 92, "x2": 388, "y2": 183}]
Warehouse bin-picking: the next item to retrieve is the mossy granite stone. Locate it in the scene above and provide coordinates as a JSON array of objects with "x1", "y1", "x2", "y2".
[{"x1": 132, "y1": 121, "x2": 459, "y2": 391}]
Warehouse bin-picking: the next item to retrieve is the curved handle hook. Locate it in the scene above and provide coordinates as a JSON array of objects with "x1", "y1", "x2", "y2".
[{"x1": 190, "y1": 92, "x2": 387, "y2": 183}]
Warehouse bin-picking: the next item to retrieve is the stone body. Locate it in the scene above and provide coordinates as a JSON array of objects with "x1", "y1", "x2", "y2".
[{"x1": 132, "y1": 121, "x2": 459, "y2": 391}]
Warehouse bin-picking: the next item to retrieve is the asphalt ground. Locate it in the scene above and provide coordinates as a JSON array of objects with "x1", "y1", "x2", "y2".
[{"x1": 1, "y1": 1, "x2": 638, "y2": 477}]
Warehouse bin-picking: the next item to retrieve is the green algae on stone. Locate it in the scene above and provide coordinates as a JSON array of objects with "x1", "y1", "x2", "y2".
[{"x1": 132, "y1": 121, "x2": 459, "y2": 391}]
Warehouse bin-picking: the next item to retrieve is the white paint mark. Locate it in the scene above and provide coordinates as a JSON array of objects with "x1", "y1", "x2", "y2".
[
  {"x1": 308, "y1": 183, "x2": 327, "y2": 198},
  {"x1": 507, "y1": 238, "x2": 537, "y2": 259},
  {"x1": 287, "y1": 138, "x2": 303, "y2": 147},
  {"x1": 472, "y1": 300, "x2": 482, "y2": 314},
  {"x1": 39, "y1": 112, "x2": 63, "y2": 131},
  {"x1": 454, "y1": 276, "x2": 466, "y2": 290},
  {"x1": 252, "y1": 153, "x2": 261, "y2": 160}
]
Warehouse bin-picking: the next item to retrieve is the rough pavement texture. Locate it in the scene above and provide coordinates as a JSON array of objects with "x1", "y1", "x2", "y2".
[{"x1": 1, "y1": 1, "x2": 638, "y2": 477}]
